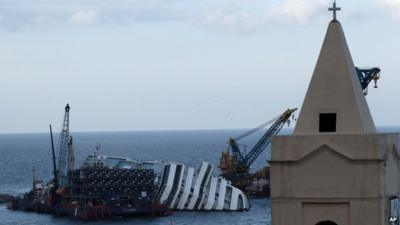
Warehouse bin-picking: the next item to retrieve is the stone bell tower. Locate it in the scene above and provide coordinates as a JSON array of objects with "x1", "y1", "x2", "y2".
[{"x1": 270, "y1": 2, "x2": 400, "y2": 225}]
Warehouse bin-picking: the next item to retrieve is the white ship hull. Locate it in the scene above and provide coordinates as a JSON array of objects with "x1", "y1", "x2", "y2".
[{"x1": 156, "y1": 162, "x2": 249, "y2": 211}]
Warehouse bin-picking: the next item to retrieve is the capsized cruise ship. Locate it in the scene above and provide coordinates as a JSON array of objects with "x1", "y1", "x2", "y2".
[{"x1": 83, "y1": 154, "x2": 250, "y2": 211}]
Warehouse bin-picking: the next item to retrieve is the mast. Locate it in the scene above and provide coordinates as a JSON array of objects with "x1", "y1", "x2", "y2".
[
  {"x1": 32, "y1": 167, "x2": 37, "y2": 190},
  {"x1": 49, "y1": 124, "x2": 59, "y2": 191}
]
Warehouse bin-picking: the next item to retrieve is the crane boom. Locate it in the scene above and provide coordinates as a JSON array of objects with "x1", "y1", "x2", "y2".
[
  {"x1": 228, "y1": 108, "x2": 297, "y2": 168},
  {"x1": 219, "y1": 108, "x2": 297, "y2": 196},
  {"x1": 67, "y1": 136, "x2": 74, "y2": 171},
  {"x1": 57, "y1": 104, "x2": 70, "y2": 182},
  {"x1": 233, "y1": 116, "x2": 279, "y2": 141},
  {"x1": 243, "y1": 108, "x2": 297, "y2": 167}
]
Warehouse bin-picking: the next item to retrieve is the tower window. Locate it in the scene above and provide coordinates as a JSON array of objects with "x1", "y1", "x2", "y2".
[{"x1": 319, "y1": 113, "x2": 336, "y2": 132}]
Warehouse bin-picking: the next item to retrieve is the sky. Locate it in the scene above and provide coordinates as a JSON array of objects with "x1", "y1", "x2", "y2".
[{"x1": 0, "y1": 0, "x2": 400, "y2": 133}]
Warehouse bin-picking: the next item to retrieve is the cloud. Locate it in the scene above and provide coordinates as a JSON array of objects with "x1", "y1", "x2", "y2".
[
  {"x1": 0, "y1": 0, "x2": 334, "y2": 32},
  {"x1": 375, "y1": 0, "x2": 400, "y2": 21},
  {"x1": 199, "y1": 0, "x2": 331, "y2": 32},
  {"x1": 200, "y1": 10, "x2": 262, "y2": 32},
  {"x1": 69, "y1": 9, "x2": 98, "y2": 26},
  {"x1": 0, "y1": 0, "x2": 180, "y2": 31},
  {"x1": 267, "y1": 0, "x2": 330, "y2": 24}
]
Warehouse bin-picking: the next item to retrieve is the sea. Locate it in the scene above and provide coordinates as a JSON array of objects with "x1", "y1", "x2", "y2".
[{"x1": 0, "y1": 127, "x2": 399, "y2": 225}]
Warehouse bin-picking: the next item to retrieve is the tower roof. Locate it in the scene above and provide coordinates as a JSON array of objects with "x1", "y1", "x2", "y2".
[{"x1": 293, "y1": 20, "x2": 376, "y2": 135}]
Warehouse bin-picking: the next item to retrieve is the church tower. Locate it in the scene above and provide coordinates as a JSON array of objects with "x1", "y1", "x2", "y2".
[
  {"x1": 270, "y1": 2, "x2": 400, "y2": 225},
  {"x1": 293, "y1": 18, "x2": 376, "y2": 135}
]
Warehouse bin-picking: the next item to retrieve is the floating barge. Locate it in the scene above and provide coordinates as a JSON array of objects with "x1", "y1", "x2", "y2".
[
  {"x1": 57, "y1": 167, "x2": 165, "y2": 218},
  {"x1": 8, "y1": 163, "x2": 168, "y2": 219}
]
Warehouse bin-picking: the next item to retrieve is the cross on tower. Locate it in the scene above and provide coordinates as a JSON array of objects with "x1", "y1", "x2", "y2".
[{"x1": 329, "y1": 0, "x2": 341, "y2": 21}]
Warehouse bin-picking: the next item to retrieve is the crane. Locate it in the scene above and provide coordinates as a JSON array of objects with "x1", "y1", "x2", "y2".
[
  {"x1": 355, "y1": 67, "x2": 380, "y2": 95},
  {"x1": 58, "y1": 104, "x2": 71, "y2": 186},
  {"x1": 219, "y1": 108, "x2": 297, "y2": 194},
  {"x1": 218, "y1": 67, "x2": 378, "y2": 196},
  {"x1": 67, "y1": 136, "x2": 74, "y2": 172}
]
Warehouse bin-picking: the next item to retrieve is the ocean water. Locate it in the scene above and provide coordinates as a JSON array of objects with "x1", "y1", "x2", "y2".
[
  {"x1": 1, "y1": 127, "x2": 399, "y2": 225},
  {"x1": 0, "y1": 129, "x2": 273, "y2": 225}
]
